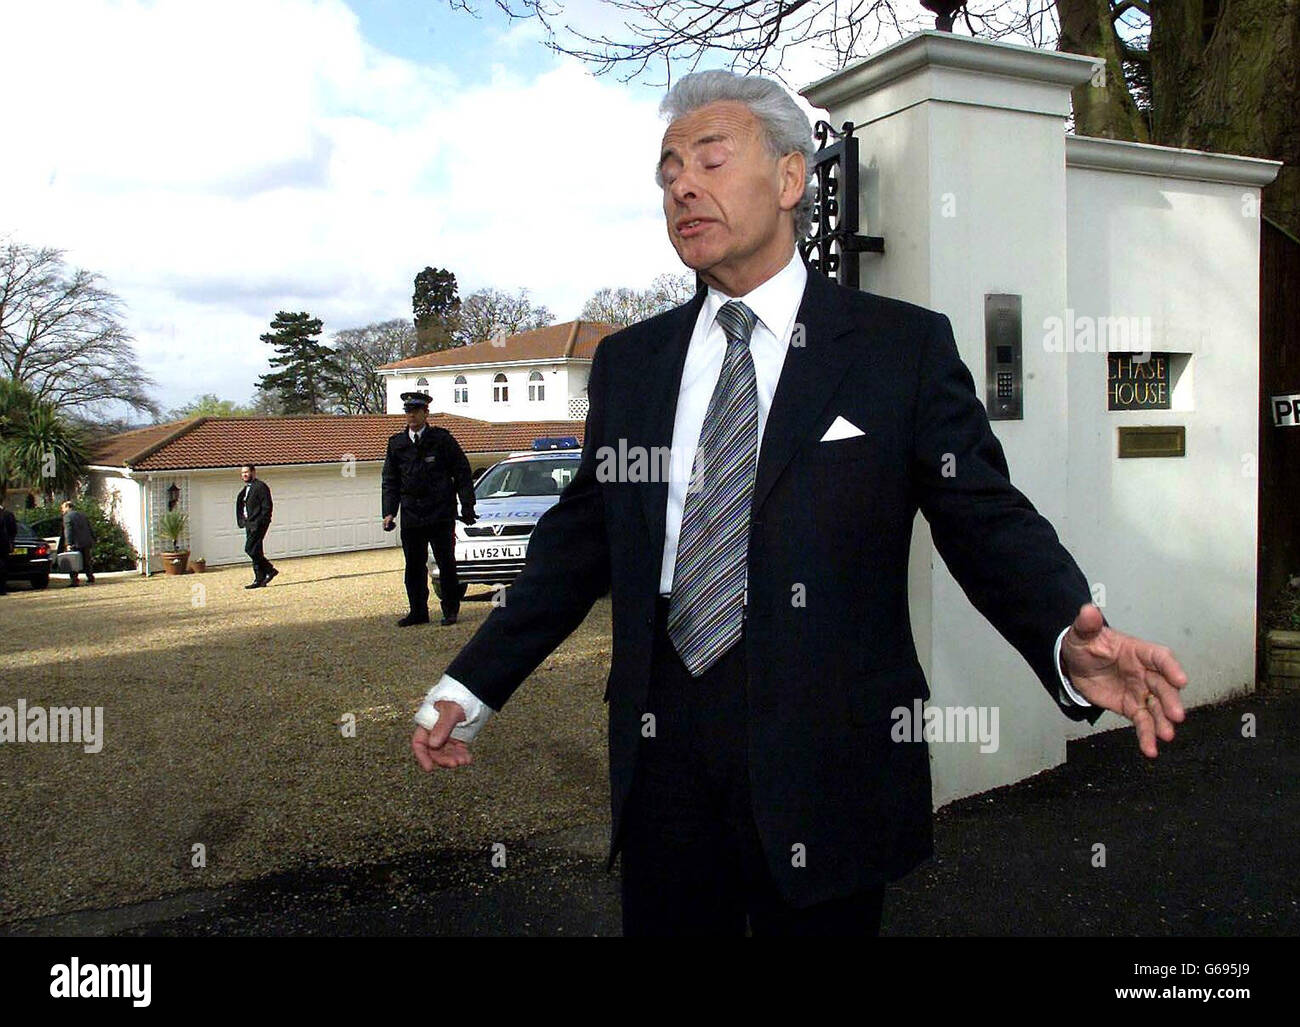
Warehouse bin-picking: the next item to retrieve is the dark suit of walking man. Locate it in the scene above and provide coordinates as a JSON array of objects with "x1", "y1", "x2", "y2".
[
  {"x1": 409, "y1": 71, "x2": 1189, "y2": 936},
  {"x1": 59, "y1": 501, "x2": 96, "y2": 585},
  {"x1": 236, "y1": 465, "x2": 277, "y2": 589}
]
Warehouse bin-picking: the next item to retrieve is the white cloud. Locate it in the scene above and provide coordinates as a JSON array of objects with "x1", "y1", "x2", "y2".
[{"x1": 0, "y1": 0, "x2": 686, "y2": 413}]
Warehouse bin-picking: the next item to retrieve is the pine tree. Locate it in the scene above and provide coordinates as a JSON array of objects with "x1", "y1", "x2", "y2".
[
  {"x1": 255, "y1": 311, "x2": 344, "y2": 415},
  {"x1": 412, "y1": 267, "x2": 460, "y2": 351}
]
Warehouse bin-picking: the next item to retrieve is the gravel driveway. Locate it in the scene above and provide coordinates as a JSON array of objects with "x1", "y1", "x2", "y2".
[{"x1": 0, "y1": 548, "x2": 611, "y2": 925}]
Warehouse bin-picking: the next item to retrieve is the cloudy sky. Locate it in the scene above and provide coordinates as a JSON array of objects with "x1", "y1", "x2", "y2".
[{"x1": 0, "y1": 0, "x2": 852, "y2": 417}]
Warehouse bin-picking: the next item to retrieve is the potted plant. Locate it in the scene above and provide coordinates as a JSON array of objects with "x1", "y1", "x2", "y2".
[
  {"x1": 157, "y1": 509, "x2": 190, "y2": 575},
  {"x1": 193, "y1": 557, "x2": 206, "y2": 573}
]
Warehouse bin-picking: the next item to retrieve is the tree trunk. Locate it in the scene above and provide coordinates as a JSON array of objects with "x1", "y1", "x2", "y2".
[
  {"x1": 1057, "y1": 0, "x2": 1152, "y2": 141},
  {"x1": 1062, "y1": 0, "x2": 1297, "y2": 236},
  {"x1": 1151, "y1": 0, "x2": 1299, "y2": 236}
]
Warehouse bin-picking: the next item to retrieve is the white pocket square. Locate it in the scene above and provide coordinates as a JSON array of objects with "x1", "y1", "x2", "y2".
[{"x1": 819, "y1": 415, "x2": 866, "y2": 442}]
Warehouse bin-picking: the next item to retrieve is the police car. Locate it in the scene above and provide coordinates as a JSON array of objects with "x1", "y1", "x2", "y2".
[{"x1": 430, "y1": 438, "x2": 581, "y2": 600}]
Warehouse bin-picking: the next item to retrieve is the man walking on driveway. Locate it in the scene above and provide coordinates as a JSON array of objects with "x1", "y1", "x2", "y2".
[
  {"x1": 59, "y1": 501, "x2": 96, "y2": 585},
  {"x1": 236, "y1": 464, "x2": 277, "y2": 589}
]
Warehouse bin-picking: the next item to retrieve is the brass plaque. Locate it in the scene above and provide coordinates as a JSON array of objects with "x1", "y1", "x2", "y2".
[{"x1": 1117, "y1": 425, "x2": 1185, "y2": 458}]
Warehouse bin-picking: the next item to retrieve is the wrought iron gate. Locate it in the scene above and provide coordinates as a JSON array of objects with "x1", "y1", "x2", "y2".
[{"x1": 799, "y1": 120, "x2": 883, "y2": 289}]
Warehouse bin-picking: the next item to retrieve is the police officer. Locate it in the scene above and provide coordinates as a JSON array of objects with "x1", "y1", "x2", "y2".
[{"x1": 382, "y1": 391, "x2": 477, "y2": 626}]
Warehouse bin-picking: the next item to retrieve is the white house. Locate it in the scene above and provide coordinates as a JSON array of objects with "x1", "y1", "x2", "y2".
[
  {"x1": 88, "y1": 412, "x2": 585, "y2": 574},
  {"x1": 377, "y1": 320, "x2": 617, "y2": 421}
]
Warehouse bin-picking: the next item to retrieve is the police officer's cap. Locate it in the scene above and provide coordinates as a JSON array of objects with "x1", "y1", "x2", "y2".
[{"x1": 400, "y1": 391, "x2": 432, "y2": 411}]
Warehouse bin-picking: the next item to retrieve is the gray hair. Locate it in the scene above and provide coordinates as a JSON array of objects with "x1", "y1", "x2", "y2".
[{"x1": 656, "y1": 70, "x2": 817, "y2": 240}]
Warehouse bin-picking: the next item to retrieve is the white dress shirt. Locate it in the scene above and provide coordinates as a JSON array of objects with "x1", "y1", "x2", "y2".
[
  {"x1": 414, "y1": 248, "x2": 1090, "y2": 742},
  {"x1": 657, "y1": 247, "x2": 807, "y2": 594}
]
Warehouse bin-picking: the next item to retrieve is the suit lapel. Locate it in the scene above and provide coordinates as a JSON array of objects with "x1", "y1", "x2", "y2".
[
  {"x1": 634, "y1": 288, "x2": 707, "y2": 557},
  {"x1": 752, "y1": 267, "x2": 859, "y2": 514},
  {"x1": 627, "y1": 267, "x2": 860, "y2": 571}
]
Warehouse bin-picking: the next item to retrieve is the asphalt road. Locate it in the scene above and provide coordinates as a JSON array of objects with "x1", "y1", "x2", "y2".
[{"x1": 6, "y1": 688, "x2": 1295, "y2": 937}]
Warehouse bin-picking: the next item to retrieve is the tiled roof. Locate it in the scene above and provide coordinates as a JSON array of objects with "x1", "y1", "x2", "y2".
[
  {"x1": 91, "y1": 414, "x2": 587, "y2": 471},
  {"x1": 378, "y1": 320, "x2": 616, "y2": 371},
  {"x1": 88, "y1": 418, "x2": 202, "y2": 469}
]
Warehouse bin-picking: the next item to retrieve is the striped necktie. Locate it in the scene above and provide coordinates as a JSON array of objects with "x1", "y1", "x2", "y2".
[{"x1": 667, "y1": 299, "x2": 760, "y2": 677}]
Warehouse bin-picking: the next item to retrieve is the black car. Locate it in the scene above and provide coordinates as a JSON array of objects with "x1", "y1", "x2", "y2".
[{"x1": 4, "y1": 522, "x2": 52, "y2": 589}]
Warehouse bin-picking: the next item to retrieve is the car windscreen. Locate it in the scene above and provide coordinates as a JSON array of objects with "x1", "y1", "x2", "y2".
[
  {"x1": 475, "y1": 458, "x2": 578, "y2": 499},
  {"x1": 12, "y1": 523, "x2": 39, "y2": 541}
]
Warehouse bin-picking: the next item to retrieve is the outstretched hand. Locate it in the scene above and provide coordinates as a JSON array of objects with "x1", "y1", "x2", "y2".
[
  {"x1": 1060, "y1": 604, "x2": 1188, "y2": 758},
  {"x1": 411, "y1": 700, "x2": 473, "y2": 770}
]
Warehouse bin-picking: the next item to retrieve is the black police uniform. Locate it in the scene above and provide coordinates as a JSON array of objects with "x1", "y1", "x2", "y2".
[{"x1": 381, "y1": 400, "x2": 477, "y2": 623}]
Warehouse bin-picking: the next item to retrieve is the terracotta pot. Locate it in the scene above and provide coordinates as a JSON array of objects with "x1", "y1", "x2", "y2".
[
  {"x1": 194, "y1": 559, "x2": 206, "y2": 573},
  {"x1": 161, "y1": 550, "x2": 190, "y2": 575}
]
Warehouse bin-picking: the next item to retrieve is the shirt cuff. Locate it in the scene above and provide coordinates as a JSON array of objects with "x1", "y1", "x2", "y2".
[
  {"x1": 414, "y1": 673, "x2": 495, "y2": 743},
  {"x1": 1054, "y1": 625, "x2": 1091, "y2": 707}
]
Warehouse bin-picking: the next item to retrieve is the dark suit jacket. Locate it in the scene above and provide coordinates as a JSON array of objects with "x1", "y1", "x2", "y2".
[
  {"x1": 381, "y1": 427, "x2": 476, "y2": 527},
  {"x1": 61, "y1": 509, "x2": 95, "y2": 550},
  {"x1": 445, "y1": 263, "x2": 1102, "y2": 907},
  {"x1": 235, "y1": 479, "x2": 272, "y2": 532}
]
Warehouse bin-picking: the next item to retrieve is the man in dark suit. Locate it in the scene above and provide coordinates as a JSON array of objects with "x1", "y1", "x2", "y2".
[
  {"x1": 409, "y1": 71, "x2": 1188, "y2": 936},
  {"x1": 59, "y1": 501, "x2": 96, "y2": 585},
  {"x1": 0, "y1": 499, "x2": 16, "y2": 596},
  {"x1": 381, "y1": 391, "x2": 478, "y2": 627},
  {"x1": 235, "y1": 465, "x2": 277, "y2": 589}
]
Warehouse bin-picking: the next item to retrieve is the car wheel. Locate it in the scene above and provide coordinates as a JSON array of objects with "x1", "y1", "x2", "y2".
[{"x1": 31, "y1": 574, "x2": 49, "y2": 590}]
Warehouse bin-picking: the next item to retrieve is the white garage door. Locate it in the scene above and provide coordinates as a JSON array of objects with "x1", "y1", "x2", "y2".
[{"x1": 191, "y1": 464, "x2": 391, "y2": 567}]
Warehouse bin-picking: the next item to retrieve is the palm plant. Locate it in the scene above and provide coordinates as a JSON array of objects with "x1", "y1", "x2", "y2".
[
  {"x1": 157, "y1": 509, "x2": 188, "y2": 551},
  {"x1": 0, "y1": 380, "x2": 91, "y2": 502}
]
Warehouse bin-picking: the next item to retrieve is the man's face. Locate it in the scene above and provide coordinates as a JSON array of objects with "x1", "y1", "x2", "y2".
[
  {"x1": 658, "y1": 100, "x2": 805, "y2": 295},
  {"x1": 241, "y1": 467, "x2": 253, "y2": 482},
  {"x1": 405, "y1": 406, "x2": 429, "y2": 431}
]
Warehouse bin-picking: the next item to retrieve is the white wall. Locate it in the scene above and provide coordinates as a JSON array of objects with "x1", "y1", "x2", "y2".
[
  {"x1": 87, "y1": 470, "x2": 144, "y2": 570},
  {"x1": 384, "y1": 362, "x2": 590, "y2": 421},
  {"x1": 1063, "y1": 158, "x2": 1264, "y2": 726}
]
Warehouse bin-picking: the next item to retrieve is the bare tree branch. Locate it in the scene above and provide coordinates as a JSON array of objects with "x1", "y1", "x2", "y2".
[{"x1": 0, "y1": 240, "x2": 160, "y2": 420}]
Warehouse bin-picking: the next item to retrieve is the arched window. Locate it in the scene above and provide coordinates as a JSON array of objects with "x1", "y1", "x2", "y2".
[
  {"x1": 453, "y1": 374, "x2": 468, "y2": 404},
  {"x1": 493, "y1": 373, "x2": 508, "y2": 403},
  {"x1": 528, "y1": 370, "x2": 544, "y2": 402}
]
